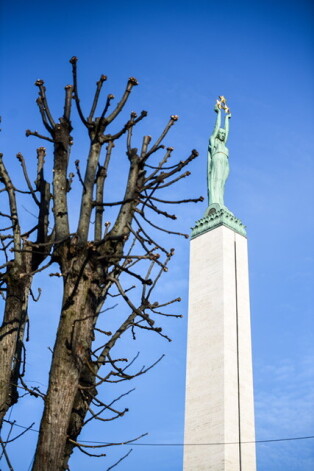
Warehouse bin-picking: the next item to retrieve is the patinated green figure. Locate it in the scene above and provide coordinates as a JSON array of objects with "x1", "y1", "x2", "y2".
[
  {"x1": 192, "y1": 97, "x2": 246, "y2": 238},
  {"x1": 208, "y1": 97, "x2": 231, "y2": 208}
]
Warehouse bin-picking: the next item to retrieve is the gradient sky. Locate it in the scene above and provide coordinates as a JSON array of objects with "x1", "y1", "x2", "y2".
[{"x1": 0, "y1": 1, "x2": 313, "y2": 470}]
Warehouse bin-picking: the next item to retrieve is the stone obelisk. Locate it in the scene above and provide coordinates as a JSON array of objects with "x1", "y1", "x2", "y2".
[{"x1": 183, "y1": 98, "x2": 256, "y2": 471}]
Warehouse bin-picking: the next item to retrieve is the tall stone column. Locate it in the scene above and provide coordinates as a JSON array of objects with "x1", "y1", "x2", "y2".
[{"x1": 183, "y1": 211, "x2": 256, "y2": 471}]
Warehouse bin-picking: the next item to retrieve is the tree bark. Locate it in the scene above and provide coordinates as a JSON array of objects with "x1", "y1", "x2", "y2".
[
  {"x1": 0, "y1": 257, "x2": 32, "y2": 426},
  {"x1": 32, "y1": 249, "x2": 100, "y2": 471}
]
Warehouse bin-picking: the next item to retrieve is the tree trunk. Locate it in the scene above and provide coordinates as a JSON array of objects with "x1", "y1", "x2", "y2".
[
  {"x1": 61, "y1": 156, "x2": 144, "y2": 467},
  {"x1": 32, "y1": 250, "x2": 100, "y2": 471},
  {"x1": 0, "y1": 261, "x2": 32, "y2": 427}
]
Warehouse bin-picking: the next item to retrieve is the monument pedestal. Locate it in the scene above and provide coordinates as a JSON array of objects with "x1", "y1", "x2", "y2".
[{"x1": 184, "y1": 219, "x2": 256, "y2": 471}]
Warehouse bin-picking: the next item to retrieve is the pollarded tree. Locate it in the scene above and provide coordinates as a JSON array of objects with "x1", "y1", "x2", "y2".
[{"x1": 0, "y1": 57, "x2": 201, "y2": 471}]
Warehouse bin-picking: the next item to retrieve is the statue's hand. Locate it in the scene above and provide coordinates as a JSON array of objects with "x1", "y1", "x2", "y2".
[
  {"x1": 226, "y1": 112, "x2": 232, "y2": 118},
  {"x1": 214, "y1": 104, "x2": 220, "y2": 113}
]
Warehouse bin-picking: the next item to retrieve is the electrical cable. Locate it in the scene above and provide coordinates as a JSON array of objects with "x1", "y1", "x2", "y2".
[
  {"x1": 2, "y1": 420, "x2": 314, "y2": 447},
  {"x1": 82, "y1": 436, "x2": 314, "y2": 446}
]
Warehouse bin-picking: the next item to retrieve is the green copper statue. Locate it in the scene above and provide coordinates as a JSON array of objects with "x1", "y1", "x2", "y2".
[
  {"x1": 192, "y1": 96, "x2": 247, "y2": 238},
  {"x1": 207, "y1": 96, "x2": 231, "y2": 209}
]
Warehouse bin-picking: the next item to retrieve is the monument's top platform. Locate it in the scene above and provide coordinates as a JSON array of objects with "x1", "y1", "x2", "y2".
[{"x1": 191, "y1": 204, "x2": 246, "y2": 239}]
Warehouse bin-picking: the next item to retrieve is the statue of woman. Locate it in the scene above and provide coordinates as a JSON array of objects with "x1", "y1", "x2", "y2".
[{"x1": 207, "y1": 103, "x2": 231, "y2": 208}]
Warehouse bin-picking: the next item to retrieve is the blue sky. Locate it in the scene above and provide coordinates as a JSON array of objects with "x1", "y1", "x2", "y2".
[{"x1": 0, "y1": 0, "x2": 313, "y2": 470}]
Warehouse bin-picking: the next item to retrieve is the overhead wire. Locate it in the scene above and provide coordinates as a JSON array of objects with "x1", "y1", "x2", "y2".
[
  {"x1": 82, "y1": 436, "x2": 314, "y2": 446},
  {"x1": 2, "y1": 420, "x2": 314, "y2": 447}
]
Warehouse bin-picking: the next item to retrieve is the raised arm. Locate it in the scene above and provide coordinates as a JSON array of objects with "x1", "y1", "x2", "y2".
[
  {"x1": 211, "y1": 105, "x2": 221, "y2": 141},
  {"x1": 209, "y1": 105, "x2": 221, "y2": 156},
  {"x1": 224, "y1": 111, "x2": 231, "y2": 142}
]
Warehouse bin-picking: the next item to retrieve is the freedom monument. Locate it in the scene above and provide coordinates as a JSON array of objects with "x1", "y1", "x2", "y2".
[{"x1": 184, "y1": 98, "x2": 256, "y2": 470}]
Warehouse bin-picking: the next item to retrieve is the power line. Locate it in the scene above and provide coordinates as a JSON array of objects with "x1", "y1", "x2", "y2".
[
  {"x1": 83, "y1": 436, "x2": 314, "y2": 446},
  {"x1": 2, "y1": 420, "x2": 314, "y2": 447}
]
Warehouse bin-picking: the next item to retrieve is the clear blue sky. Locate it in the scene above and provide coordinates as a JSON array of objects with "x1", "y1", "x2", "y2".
[{"x1": 0, "y1": 1, "x2": 313, "y2": 470}]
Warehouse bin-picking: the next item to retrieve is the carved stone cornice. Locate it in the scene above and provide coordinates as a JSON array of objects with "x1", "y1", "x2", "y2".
[{"x1": 191, "y1": 204, "x2": 246, "y2": 239}]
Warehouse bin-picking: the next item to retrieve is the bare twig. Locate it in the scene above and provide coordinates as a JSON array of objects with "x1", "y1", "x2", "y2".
[
  {"x1": 0, "y1": 421, "x2": 35, "y2": 443},
  {"x1": 136, "y1": 209, "x2": 189, "y2": 239},
  {"x1": 105, "y1": 448, "x2": 133, "y2": 471},
  {"x1": 67, "y1": 432, "x2": 147, "y2": 448},
  {"x1": 74, "y1": 160, "x2": 86, "y2": 193},
  {"x1": 16, "y1": 153, "x2": 40, "y2": 206},
  {"x1": 150, "y1": 195, "x2": 204, "y2": 204},
  {"x1": 29, "y1": 287, "x2": 42, "y2": 302},
  {"x1": 0, "y1": 437, "x2": 14, "y2": 471},
  {"x1": 143, "y1": 115, "x2": 178, "y2": 160}
]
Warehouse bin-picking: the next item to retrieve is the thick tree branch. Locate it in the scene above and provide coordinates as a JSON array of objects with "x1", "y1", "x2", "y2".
[
  {"x1": 35, "y1": 80, "x2": 55, "y2": 128},
  {"x1": 106, "y1": 77, "x2": 138, "y2": 124},
  {"x1": 16, "y1": 153, "x2": 40, "y2": 206},
  {"x1": 88, "y1": 75, "x2": 107, "y2": 122},
  {"x1": 94, "y1": 141, "x2": 114, "y2": 241},
  {"x1": 70, "y1": 57, "x2": 88, "y2": 126}
]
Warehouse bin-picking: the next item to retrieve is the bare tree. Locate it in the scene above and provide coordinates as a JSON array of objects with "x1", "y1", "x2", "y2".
[{"x1": 0, "y1": 57, "x2": 201, "y2": 470}]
